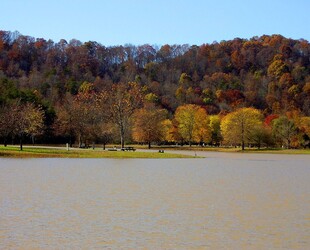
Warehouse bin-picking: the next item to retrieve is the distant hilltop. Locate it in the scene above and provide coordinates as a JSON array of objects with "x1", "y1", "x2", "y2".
[
  {"x1": 0, "y1": 30, "x2": 309, "y2": 114},
  {"x1": 0, "y1": 30, "x2": 309, "y2": 149}
]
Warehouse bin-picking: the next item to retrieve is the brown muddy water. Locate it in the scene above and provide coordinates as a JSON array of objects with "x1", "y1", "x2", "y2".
[{"x1": 0, "y1": 153, "x2": 309, "y2": 249}]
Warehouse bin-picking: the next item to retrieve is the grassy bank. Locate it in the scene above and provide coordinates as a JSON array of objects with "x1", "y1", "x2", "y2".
[
  {"x1": 236, "y1": 148, "x2": 310, "y2": 154},
  {"x1": 0, "y1": 146, "x2": 192, "y2": 159},
  {"x1": 155, "y1": 146, "x2": 310, "y2": 154},
  {"x1": 1, "y1": 145, "x2": 308, "y2": 158}
]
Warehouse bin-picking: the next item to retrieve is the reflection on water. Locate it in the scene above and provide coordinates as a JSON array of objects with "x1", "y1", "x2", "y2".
[{"x1": 0, "y1": 154, "x2": 309, "y2": 249}]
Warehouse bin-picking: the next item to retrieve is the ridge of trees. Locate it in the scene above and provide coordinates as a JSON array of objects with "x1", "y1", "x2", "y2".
[{"x1": 0, "y1": 30, "x2": 309, "y2": 149}]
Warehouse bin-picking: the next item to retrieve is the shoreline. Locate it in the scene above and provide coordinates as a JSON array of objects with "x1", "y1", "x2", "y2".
[
  {"x1": 0, "y1": 146, "x2": 194, "y2": 159},
  {"x1": 160, "y1": 147, "x2": 310, "y2": 155},
  {"x1": 0, "y1": 145, "x2": 309, "y2": 159}
]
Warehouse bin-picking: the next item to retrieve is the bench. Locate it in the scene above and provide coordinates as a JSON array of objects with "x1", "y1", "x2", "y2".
[{"x1": 121, "y1": 147, "x2": 136, "y2": 151}]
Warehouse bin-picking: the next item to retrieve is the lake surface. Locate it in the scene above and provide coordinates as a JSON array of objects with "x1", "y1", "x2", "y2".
[{"x1": 0, "y1": 152, "x2": 309, "y2": 249}]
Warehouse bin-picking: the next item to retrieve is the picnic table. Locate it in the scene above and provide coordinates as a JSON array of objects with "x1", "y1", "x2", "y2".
[{"x1": 121, "y1": 147, "x2": 136, "y2": 151}]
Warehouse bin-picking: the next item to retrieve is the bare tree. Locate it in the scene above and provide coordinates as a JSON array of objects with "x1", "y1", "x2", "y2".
[{"x1": 99, "y1": 82, "x2": 144, "y2": 148}]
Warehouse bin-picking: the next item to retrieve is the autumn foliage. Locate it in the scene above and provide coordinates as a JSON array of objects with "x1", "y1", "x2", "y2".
[{"x1": 0, "y1": 31, "x2": 310, "y2": 149}]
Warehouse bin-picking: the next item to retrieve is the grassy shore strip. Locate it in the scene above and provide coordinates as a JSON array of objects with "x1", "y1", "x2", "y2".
[
  {"x1": 0, "y1": 146, "x2": 193, "y2": 159},
  {"x1": 153, "y1": 146, "x2": 310, "y2": 154}
]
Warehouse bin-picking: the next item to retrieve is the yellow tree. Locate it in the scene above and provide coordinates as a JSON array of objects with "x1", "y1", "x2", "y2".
[
  {"x1": 132, "y1": 104, "x2": 167, "y2": 148},
  {"x1": 221, "y1": 107, "x2": 263, "y2": 150},
  {"x1": 11, "y1": 101, "x2": 45, "y2": 151},
  {"x1": 161, "y1": 119, "x2": 175, "y2": 143},
  {"x1": 193, "y1": 108, "x2": 211, "y2": 145},
  {"x1": 209, "y1": 115, "x2": 223, "y2": 146},
  {"x1": 272, "y1": 116, "x2": 297, "y2": 149},
  {"x1": 267, "y1": 54, "x2": 288, "y2": 80},
  {"x1": 175, "y1": 104, "x2": 210, "y2": 146},
  {"x1": 299, "y1": 117, "x2": 310, "y2": 137},
  {"x1": 161, "y1": 119, "x2": 184, "y2": 144}
]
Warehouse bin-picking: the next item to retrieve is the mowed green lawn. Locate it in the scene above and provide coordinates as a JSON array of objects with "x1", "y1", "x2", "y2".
[
  {"x1": 0, "y1": 146, "x2": 192, "y2": 159},
  {"x1": 169, "y1": 146, "x2": 310, "y2": 154}
]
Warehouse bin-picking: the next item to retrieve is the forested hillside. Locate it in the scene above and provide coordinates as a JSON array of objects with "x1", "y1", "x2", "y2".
[{"x1": 0, "y1": 30, "x2": 309, "y2": 148}]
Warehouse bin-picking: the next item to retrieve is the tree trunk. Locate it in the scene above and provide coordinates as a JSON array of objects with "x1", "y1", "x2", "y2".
[
  {"x1": 69, "y1": 136, "x2": 73, "y2": 148},
  {"x1": 78, "y1": 134, "x2": 82, "y2": 148},
  {"x1": 120, "y1": 134, "x2": 124, "y2": 148},
  {"x1": 120, "y1": 124, "x2": 125, "y2": 148},
  {"x1": 4, "y1": 137, "x2": 7, "y2": 147},
  {"x1": 20, "y1": 136, "x2": 23, "y2": 151},
  {"x1": 241, "y1": 121, "x2": 245, "y2": 150},
  {"x1": 148, "y1": 141, "x2": 151, "y2": 149}
]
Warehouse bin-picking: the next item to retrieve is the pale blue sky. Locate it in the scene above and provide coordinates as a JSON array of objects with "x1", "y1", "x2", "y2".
[{"x1": 1, "y1": 0, "x2": 310, "y2": 45}]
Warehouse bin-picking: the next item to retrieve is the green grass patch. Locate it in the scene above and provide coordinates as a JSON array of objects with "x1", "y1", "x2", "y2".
[
  {"x1": 0, "y1": 146, "x2": 192, "y2": 159},
  {"x1": 154, "y1": 146, "x2": 310, "y2": 154},
  {"x1": 238, "y1": 148, "x2": 310, "y2": 154}
]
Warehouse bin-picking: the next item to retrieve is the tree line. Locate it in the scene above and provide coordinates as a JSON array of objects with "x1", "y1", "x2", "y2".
[{"x1": 0, "y1": 31, "x2": 309, "y2": 149}]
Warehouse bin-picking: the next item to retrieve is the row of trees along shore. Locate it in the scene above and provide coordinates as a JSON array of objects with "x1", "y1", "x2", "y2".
[{"x1": 0, "y1": 31, "x2": 309, "y2": 149}]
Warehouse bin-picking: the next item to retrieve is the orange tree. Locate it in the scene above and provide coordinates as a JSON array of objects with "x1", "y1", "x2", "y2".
[
  {"x1": 132, "y1": 104, "x2": 167, "y2": 148},
  {"x1": 55, "y1": 83, "x2": 100, "y2": 147}
]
